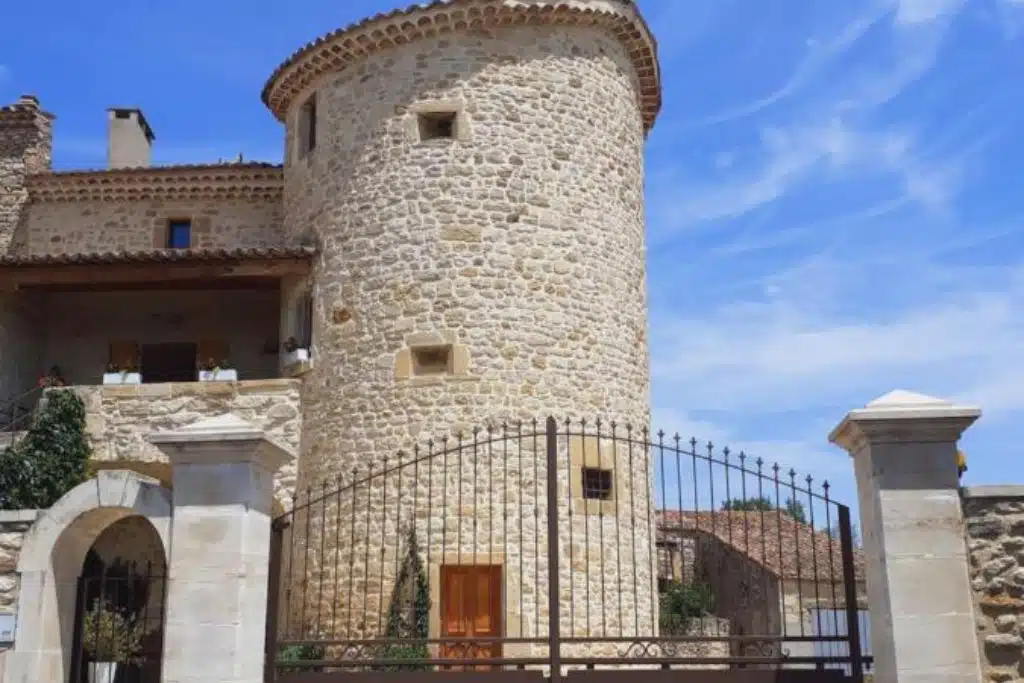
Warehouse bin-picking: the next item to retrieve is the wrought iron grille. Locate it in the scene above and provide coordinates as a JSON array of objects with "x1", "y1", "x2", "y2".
[
  {"x1": 69, "y1": 562, "x2": 166, "y2": 683},
  {"x1": 267, "y1": 417, "x2": 869, "y2": 682}
]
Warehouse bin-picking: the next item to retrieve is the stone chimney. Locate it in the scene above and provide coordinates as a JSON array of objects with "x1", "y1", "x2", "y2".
[
  {"x1": 106, "y1": 107, "x2": 155, "y2": 169},
  {"x1": 0, "y1": 94, "x2": 55, "y2": 251}
]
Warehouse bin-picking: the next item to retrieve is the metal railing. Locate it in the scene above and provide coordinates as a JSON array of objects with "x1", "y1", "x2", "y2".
[{"x1": 267, "y1": 417, "x2": 869, "y2": 681}]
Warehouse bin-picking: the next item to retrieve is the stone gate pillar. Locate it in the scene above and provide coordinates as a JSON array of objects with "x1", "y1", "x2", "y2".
[
  {"x1": 829, "y1": 390, "x2": 984, "y2": 683},
  {"x1": 148, "y1": 414, "x2": 291, "y2": 683}
]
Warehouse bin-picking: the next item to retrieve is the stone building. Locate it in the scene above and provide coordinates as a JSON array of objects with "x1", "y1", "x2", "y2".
[
  {"x1": 656, "y1": 510, "x2": 869, "y2": 665},
  {"x1": 0, "y1": 0, "x2": 662, "y2": 670}
]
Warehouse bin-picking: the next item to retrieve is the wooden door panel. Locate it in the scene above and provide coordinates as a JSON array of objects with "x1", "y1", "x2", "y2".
[{"x1": 440, "y1": 565, "x2": 502, "y2": 669}]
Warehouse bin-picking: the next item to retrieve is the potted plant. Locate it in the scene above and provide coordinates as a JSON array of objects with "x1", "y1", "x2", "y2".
[
  {"x1": 198, "y1": 357, "x2": 237, "y2": 382},
  {"x1": 102, "y1": 361, "x2": 141, "y2": 386},
  {"x1": 80, "y1": 599, "x2": 144, "y2": 683},
  {"x1": 281, "y1": 337, "x2": 310, "y2": 367}
]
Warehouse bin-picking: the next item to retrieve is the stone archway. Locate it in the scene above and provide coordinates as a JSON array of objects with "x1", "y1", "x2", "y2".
[{"x1": 3, "y1": 470, "x2": 171, "y2": 683}]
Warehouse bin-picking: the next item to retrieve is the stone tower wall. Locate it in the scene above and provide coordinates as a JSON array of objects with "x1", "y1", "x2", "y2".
[
  {"x1": 271, "y1": 0, "x2": 659, "y2": 649},
  {"x1": 282, "y1": 20, "x2": 650, "y2": 486}
]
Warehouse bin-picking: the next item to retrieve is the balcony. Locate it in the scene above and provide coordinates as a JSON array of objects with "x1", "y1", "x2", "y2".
[
  {"x1": 0, "y1": 247, "x2": 312, "y2": 492},
  {"x1": 0, "y1": 246, "x2": 314, "y2": 389}
]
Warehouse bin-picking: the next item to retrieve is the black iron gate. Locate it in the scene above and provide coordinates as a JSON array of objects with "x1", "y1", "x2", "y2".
[
  {"x1": 68, "y1": 561, "x2": 166, "y2": 683},
  {"x1": 265, "y1": 417, "x2": 870, "y2": 682}
]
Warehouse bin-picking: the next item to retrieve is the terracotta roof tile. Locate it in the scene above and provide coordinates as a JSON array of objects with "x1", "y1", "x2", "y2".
[
  {"x1": 657, "y1": 509, "x2": 866, "y2": 583},
  {"x1": 39, "y1": 162, "x2": 282, "y2": 178},
  {"x1": 261, "y1": 0, "x2": 661, "y2": 133},
  {"x1": 0, "y1": 246, "x2": 316, "y2": 268},
  {"x1": 25, "y1": 164, "x2": 284, "y2": 202}
]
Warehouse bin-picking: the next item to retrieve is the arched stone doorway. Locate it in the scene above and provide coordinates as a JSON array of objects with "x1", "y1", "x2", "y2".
[
  {"x1": 4, "y1": 470, "x2": 171, "y2": 683},
  {"x1": 68, "y1": 516, "x2": 167, "y2": 683}
]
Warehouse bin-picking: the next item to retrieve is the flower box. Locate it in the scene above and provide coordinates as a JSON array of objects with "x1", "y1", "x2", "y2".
[
  {"x1": 283, "y1": 348, "x2": 310, "y2": 366},
  {"x1": 198, "y1": 369, "x2": 238, "y2": 382},
  {"x1": 102, "y1": 372, "x2": 142, "y2": 386}
]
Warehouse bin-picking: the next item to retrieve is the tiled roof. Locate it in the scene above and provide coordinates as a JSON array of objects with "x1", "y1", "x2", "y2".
[
  {"x1": 25, "y1": 163, "x2": 284, "y2": 202},
  {"x1": 0, "y1": 246, "x2": 316, "y2": 268},
  {"x1": 657, "y1": 509, "x2": 866, "y2": 583},
  {"x1": 261, "y1": 0, "x2": 661, "y2": 133},
  {"x1": 41, "y1": 162, "x2": 282, "y2": 177}
]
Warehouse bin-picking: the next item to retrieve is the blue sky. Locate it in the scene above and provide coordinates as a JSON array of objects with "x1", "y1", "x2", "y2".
[{"x1": 2, "y1": 0, "x2": 1023, "y2": 511}]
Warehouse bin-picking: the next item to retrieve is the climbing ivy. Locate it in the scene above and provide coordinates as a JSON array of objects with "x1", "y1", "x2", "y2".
[{"x1": 0, "y1": 389, "x2": 91, "y2": 510}]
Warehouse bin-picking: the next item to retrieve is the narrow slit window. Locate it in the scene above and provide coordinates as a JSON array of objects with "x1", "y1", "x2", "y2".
[
  {"x1": 166, "y1": 219, "x2": 191, "y2": 249},
  {"x1": 299, "y1": 94, "x2": 317, "y2": 157},
  {"x1": 418, "y1": 111, "x2": 457, "y2": 141},
  {"x1": 581, "y1": 467, "x2": 613, "y2": 501},
  {"x1": 412, "y1": 345, "x2": 453, "y2": 376}
]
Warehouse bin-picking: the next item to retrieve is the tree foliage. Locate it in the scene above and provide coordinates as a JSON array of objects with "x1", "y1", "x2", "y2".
[
  {"x1": 0, "y1": 389, "x2": 91, "y2": 510},
  {"x1": 721, "y1": 496, "x2": 807, "y2": 523},
  {"x1": 827, "y1": 523, "x2": 862, "y2": 548}
]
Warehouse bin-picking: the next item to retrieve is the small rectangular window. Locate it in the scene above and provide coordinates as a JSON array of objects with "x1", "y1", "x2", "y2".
[
  {"x1": 418, "y1": 111, "x2": 457, "y2": 141},
  {"x1": 412, "y1": 345, "x2": 453, "y2": 376},
  {"x1": 581, "y1": 467, "x2": 613, "y2": 501},
  {"x1": 167, "y1": 220, "x2": 191, "y2": 249},
  {"x1": 299, "y1": 94, "x2": 317, "y2": 157}
]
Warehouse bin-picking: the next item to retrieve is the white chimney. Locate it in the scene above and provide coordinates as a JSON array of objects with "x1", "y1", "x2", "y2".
[{"x1": 106, "y1": 108, "x2": 154, "y2": 169}]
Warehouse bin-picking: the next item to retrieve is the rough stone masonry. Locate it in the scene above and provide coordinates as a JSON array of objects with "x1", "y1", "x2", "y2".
[{"x1": 963, "y1": 486, "x2": 1024, "y2": 683}]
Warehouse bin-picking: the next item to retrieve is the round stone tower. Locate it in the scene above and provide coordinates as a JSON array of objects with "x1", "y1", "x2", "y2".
[
  {"x1": 264, "y1": 0, "x2": 662, "y2": 650},
  {"x1": 264, "y1": 0, "x2": 660, "y2": 482}
]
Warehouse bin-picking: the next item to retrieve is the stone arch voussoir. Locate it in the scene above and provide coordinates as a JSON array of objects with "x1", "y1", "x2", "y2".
[{"x1": 5, "y1": 470, "x2": 172, "y2": 683}]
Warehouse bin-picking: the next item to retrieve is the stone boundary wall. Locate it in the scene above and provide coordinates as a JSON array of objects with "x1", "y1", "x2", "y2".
[
  {"x1": 74, "y1": 379, "x2": 302, "y2": 507},
  {"x1": 0, "y1": 510, "x2": 39, "y2": 656},
  {"x1": 962, "y1": 485, "x2": 1024, "y2": 683}
]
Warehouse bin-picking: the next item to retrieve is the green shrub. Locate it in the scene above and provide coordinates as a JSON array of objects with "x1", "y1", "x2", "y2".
[
  {"x1": 278, "y1": 640, "x2": 327, "y2": 672},
  {"x1": 81, "y1": 599, "x2": 144, "y2": 664},
  {"x1": 0, "y1": 389, "x2": 91, "y2": 510},
  {"x1": 659, "y1": 580, "x2": 715, "y2": 635}
]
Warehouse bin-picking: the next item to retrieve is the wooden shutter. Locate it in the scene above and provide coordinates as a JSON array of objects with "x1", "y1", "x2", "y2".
[
  {"x1": 197, "y1": 339, "x2": 230, "y2": 367},
  {"x1": 108, "y1": 341, "x2": 139, "y2": 370}
]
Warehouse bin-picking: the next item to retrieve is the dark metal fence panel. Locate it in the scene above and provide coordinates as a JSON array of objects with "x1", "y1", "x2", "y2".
[
  {"x1": 69, "y1": 563, "x2": 166, "y2": 683},
  {"x1": 267, "y1": 416, "x2": 869, "y2": 681}
]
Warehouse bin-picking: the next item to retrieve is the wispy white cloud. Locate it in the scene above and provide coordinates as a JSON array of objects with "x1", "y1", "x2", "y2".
[
  {"x1": 649, "y1": 116, "x2": 963, "y2": 237},
  {"x1": 686, "y1": 3, "x2": 894, "y2": 127},
  {"x1": 653, "y1": 289, "x2": 1020, "y2": 411},
  {"x1": 994, "y1": 0, "x2": 1024, "y2": 36}
]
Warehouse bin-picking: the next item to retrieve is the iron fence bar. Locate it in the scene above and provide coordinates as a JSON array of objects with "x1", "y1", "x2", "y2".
[
  {"x1": 545, "y1": 416, "x2": 562, "y2": 683},
  {"x1": 265, "y1": 520, "x2": 285, "y2": 683},
  {"x1": 565, "y1": 418, "x2": 575, "y2": 635},
  {"x1": 70, "y1": 575, "x2": 86, "y2": 683},
  {"x1": 838, "y1": 505, "x2": 865, "y2": 682}
]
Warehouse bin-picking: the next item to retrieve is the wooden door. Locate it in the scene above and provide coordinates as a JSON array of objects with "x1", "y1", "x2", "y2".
[
  {"x1": 440, "y1": 565, "x2": 503, "y2": 670},
  {"x1": 140, "y1": 343, "x2": 198, "y2": 383}
]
